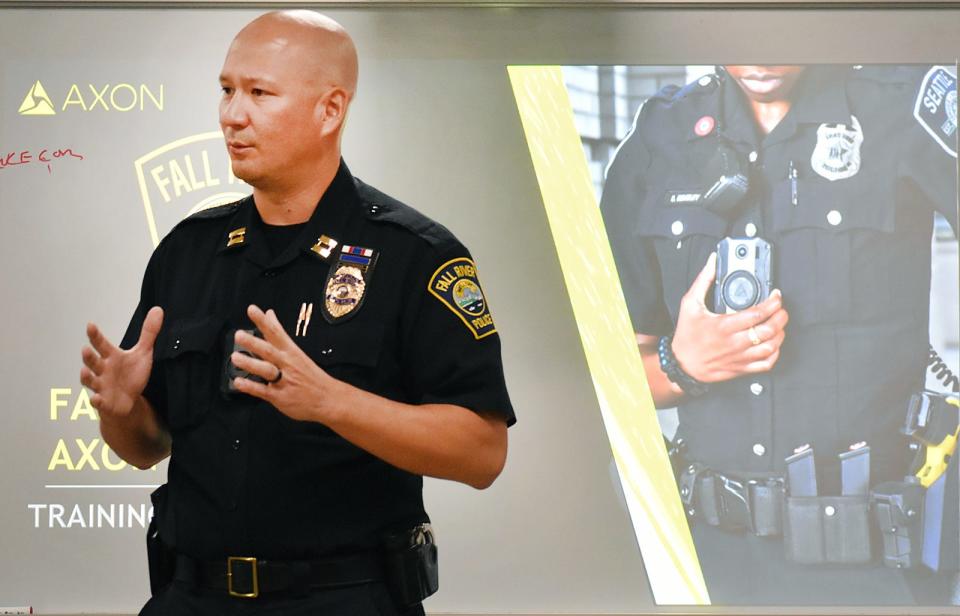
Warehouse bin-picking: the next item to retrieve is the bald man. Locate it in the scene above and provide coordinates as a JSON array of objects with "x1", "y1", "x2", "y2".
[{"x1": 81, "y1": 11, "x2": 514, "y2": 615}]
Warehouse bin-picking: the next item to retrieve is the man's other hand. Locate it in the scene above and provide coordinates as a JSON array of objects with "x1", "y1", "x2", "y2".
[{"x1": 80, "y1": 306, "x2": 164, "y2": 417}]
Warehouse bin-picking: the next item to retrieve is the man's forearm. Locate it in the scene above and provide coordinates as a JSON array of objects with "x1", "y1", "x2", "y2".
[
  {"x1": 319, "y1": 382, "x2": 508, "y2": 490},
  {"x1": 99, "y1": 396, "x2": 171, "y2": 470}
]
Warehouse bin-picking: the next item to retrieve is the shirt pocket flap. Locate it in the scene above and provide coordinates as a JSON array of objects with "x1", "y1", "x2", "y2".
[
  {"x1": 156, "y1": 315, "x2": 224, "y2": 361},
  {"x1": 770, "y1": 171, "x2": 896, "y2": 234},
  {"x1": 636, "y1": 205, "x2": 729, "y2": 240},
  {"x1": 310, "y1": 323, "x2": 384, "y2": 369}
]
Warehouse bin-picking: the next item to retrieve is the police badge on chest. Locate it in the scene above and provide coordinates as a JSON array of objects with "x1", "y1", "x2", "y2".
[
  {"x1": 321, "y1": 244, "x2": 379, "y2": 324},
  {"x1": 811, "y1": 115, "x2": 864, "y2": 182}
]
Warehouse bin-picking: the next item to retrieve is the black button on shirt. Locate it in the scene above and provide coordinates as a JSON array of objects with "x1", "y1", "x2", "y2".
[
  {"x1": 121, "y1": 161, "x2": 515, "y2": 560},
  {"x1": 601, "y1": 66, "x2": 957, "y2": 489}
]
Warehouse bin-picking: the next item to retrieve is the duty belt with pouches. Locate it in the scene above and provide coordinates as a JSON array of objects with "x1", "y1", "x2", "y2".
[{"x1": 678, "y1": 462, "x2": 785, "y2": 537}]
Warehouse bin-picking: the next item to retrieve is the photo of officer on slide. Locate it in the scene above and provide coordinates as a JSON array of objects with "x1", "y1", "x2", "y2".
[{"x1": 599, "y1": 64, "x2": 958, "y2": 605}]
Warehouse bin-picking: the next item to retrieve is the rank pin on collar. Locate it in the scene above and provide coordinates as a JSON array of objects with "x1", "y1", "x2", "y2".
[
  {"x1": 226, "y1": 227, "x2": 247, "y2": 248},
  {"x1": 310, "y1": 235, "x2": 339, "y2": 260}
]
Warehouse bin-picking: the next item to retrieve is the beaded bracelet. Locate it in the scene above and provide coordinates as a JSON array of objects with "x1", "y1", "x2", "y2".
[{"x1": 657, "y1": 335, "x2": 709, "y2": 397}]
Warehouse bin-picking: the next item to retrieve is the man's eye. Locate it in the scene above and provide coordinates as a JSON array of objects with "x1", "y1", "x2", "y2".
[
  {"x1": 221, "y1": 86, "x2": 233, "y2": 95},
  {"x1": 251, "y1": 88, "x2": 265, "y2": 96}
]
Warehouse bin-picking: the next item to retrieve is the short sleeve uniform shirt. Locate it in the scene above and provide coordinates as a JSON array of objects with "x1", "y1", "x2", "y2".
[{"x1": 121, "y1": 161, "x2": 515, "y2": 560}]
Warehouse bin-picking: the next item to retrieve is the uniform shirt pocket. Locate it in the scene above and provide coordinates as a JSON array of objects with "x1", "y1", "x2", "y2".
[
  {"x1": 769, "y1": 170, "x2": 897, "y2": 326},
  {"x1": 154, "y1": 315, "x2": 224, "y2": 430},
  {"x1": 307, "y1": 323, "x2": 385, "y2": 389},
  {"x1": 636, "y1": 204, "x2": 728, "y2": 319}
]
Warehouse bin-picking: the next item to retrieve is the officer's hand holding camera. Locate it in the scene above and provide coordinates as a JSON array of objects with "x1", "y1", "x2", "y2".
[{"x1": 671, "y1": 253, "x2": 789, "y2": 384}]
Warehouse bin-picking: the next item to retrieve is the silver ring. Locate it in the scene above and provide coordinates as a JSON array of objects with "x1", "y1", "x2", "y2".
[
  {"x1": 267, "y1": 368, "x2": 282, "y2": 384},
  {"x1": 748, "y1": 326, "x2": 762, "y2": 346}
]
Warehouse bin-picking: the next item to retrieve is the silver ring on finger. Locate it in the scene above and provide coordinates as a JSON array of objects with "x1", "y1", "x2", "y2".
[{"x1": 748, "y1": 326, "x2": 762, "y2": 346}]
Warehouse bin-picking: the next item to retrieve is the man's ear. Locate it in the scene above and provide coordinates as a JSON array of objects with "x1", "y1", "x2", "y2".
[{"x1": 316, "y1": 87, "x2": 350, "y2": 138}]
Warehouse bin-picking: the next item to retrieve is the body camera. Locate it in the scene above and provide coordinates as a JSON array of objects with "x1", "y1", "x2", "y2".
[{"x1": 714, "y1": 237, "x2": 772, "y2": 314}]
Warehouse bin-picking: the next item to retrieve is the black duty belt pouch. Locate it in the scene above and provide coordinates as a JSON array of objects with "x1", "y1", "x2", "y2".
[
  {"x1": 680, "y1": 464, "x2": 783, "y2": 536},
  {"x1": 147, "y1": 516, "x2": 176, "y2": 595},
  {"x1": 691, "y1": 472, "x2": 733, "y2": 529},
  {"x1": 678, "y1": 463, "x2": 704, "y2": 513},
  {"x1": 871, "y1": 480, "x2": 925, "y2": 569},
  {"x1": 748, "y1": 478, "x2": 785, "y2": 537},
  {"x1": 382, "y1": 524, "x2": 438, "y2": 607},
  {"x1": 783, "y1": 495, "x2": 872, "y2": 565},
  {"x1": 146, "y1": 484, "x2": 175, "y2": 595},
  {"x1": 938, "y1": 451, "x2": 959, "y2": 572},
  {"x1": 713, "y1": 474, "x2": 750, "y2": 533}
]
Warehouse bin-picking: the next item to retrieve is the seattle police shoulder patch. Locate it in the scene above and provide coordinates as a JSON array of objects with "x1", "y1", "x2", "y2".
[
  {"x1": 428, "y1": 257, "x2": 496, "y2": 340},
  {"x1": 914, "y1": 65, "x2": 957, "y2": 158}
]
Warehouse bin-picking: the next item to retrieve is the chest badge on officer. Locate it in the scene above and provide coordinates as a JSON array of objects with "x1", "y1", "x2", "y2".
[
  {"x1": 428, "y1": 257, "x2": 496, "y2": 340},
  {"x1": 321, "y1": 244, "x2": 378, "y2": 324},
  {"x1": 914, "y1": 65, "x2": 958, "y2": 158},
  {"x1": 811, "y1": 115, "x2": 864, "y2": 181}
]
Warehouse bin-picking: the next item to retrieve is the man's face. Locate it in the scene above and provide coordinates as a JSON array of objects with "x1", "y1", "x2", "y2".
[
  {"x1": 218, "y1": 32, "x2": 329, "y2": 188},
  {"x1": 724, "y1": 66, "x2": 806, "y2": 104}
]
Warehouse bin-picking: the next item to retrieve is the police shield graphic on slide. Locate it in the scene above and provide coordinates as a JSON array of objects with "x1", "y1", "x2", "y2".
[{"x1": 134, "y1": 132, "x2": 250, "y2": 246}]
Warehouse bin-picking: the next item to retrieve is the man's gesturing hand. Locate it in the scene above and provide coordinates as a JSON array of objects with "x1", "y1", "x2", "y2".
[
  {"x1": 671, "y1": 253, "x2": 789, "y2": 383},
  {"x1": 80, "y1": 307, "x2": 164, "y2": 417},
  {"x1": 231, "y1": 305, "x2": 336, "y2": 423}
]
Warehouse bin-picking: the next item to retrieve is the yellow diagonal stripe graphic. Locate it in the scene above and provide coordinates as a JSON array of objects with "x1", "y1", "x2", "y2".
[{"x1": 508, "y1": 65, "x2": 708, "y2": 606}]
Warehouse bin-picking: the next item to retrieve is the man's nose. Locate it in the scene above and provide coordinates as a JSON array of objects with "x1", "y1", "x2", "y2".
[{"x1": 220, "y1": 94, "x2": 249, "y2": 129}]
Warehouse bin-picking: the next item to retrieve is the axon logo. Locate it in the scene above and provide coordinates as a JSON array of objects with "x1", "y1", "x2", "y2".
[{"x1": 18, "y1": 80, "x2": 165, "y2": 115}]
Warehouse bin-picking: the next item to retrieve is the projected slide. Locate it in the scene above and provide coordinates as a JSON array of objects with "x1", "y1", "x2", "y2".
[{"x1": 511, "y1": 64, "x2": 959, "y2": 606}]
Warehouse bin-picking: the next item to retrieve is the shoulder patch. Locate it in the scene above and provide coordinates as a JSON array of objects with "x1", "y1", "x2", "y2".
[
  {"x1": 914, "y1": 66, "x2": 957, "y2": 158},
  {"x1": 427, "y1": 257, "x2": 496, "y2": 340}
]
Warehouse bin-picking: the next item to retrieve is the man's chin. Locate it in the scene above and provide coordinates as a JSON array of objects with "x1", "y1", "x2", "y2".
[{"x1": 229, "y1": 163, "x2": 260, "y2": 185}]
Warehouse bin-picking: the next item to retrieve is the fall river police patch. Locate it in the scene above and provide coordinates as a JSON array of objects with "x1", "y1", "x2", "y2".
[
  {"x1": 322, "y1": 245, "x2": 378, "y2": 324},
  {"x1": 914, "y1": 66, "x2": 958, "y2": 158},
  {"x1": 428, "y1": 257, "x2": 496, "y2": 340}
]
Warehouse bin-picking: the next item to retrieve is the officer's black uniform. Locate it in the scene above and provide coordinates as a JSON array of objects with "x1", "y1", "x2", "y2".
[
  {"x1": 122, "y1": 161, "x2": 515, "y2": 614},
  {"x1": 600, "y1": 65, "x2": 957, "y2": 604}
]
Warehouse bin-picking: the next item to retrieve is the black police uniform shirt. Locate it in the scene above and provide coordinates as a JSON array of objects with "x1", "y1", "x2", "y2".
[
  {"x1": 120, "y1": 161, "x2": 515, "y2": 560},
  {"x1": 600, "y1": 65, "x2": 957, "y2": 488}
]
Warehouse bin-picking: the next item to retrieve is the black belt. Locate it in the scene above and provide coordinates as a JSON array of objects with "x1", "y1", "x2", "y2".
[
  {"x1": 679, "y1": 463, "x2": 785, "y2": 536},
  {"x1": 174, "y1": 552, "x2": 384, "y2": 598}
]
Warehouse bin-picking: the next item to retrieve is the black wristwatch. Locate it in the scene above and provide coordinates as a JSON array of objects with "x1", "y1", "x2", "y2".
[{"x1": 658, "y1": 335, "x2": 709, "y2": 397}]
